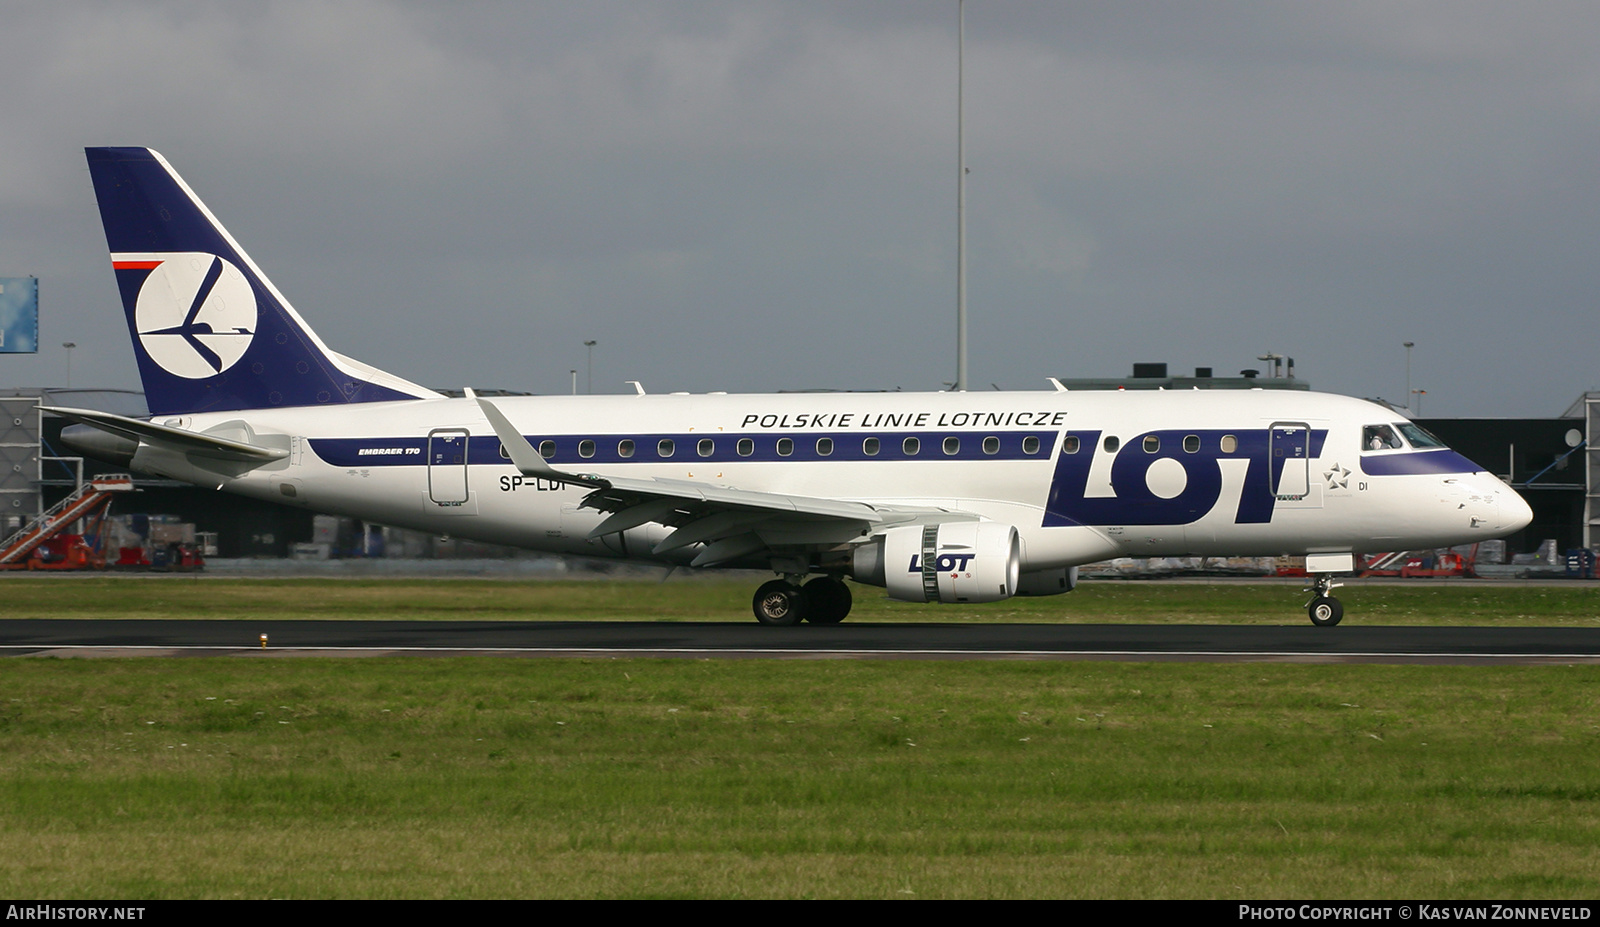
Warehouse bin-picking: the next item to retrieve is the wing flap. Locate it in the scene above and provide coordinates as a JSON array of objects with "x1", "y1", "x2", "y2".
[
  {"x1": 586, "y1": 474, "x2": 892, "y2": 522},
  {"x1": 689, "y1": 533, "x2": 769, "y2": 568},
  {"x1": 652, "y1": 510, "x2": 775, "y2": 555}
]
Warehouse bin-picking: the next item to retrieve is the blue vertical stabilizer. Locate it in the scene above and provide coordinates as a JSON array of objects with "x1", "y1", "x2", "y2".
[{"x1": 85, "y1": 147, "x2": 439, "y2": 416}]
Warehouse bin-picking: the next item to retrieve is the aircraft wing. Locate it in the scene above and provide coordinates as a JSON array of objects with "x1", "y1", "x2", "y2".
[{"x1": 474, "y1": 394, "x2": 974, "y2": 566}]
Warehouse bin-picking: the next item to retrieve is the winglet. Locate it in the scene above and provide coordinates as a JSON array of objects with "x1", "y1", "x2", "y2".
[{"x1": 473, "y1": 395, "x2": 609, "y2": 489}]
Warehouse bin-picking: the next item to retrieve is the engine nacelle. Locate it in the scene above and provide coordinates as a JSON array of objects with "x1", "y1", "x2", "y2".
[
  {"x1": 1015, "y1": 566, "x2": 1079, "y2": 597},
  {"x1": 852, "y1": 522, "x2": 1021, "y2": 604}
]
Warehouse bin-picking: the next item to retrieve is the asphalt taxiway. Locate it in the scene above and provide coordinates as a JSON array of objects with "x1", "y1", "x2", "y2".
[{"x1": 2, "y1": 619, "x2": 1598, "y2": 664}]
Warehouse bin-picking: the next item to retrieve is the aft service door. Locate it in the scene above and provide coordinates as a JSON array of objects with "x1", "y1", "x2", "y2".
[
  {"x1": 1270, "y1": 423, "x2": 1310, "y2": 499},
  {"x1": 427, "y1": 429, "x2": 470, "y2": 505}
]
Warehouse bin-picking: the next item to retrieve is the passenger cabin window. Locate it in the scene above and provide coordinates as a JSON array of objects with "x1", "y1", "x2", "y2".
[
  {"x1": 943, "y1": 436, "x2": 960, "y2": 455},
  {"x1": 1183, "y1": 435, "x2": 1200, "y2": 453},
  {"x1": 657, "y1": 439, "x2": 674, "y2": 458},
  {"x1": 1364, "y1": 424, "x2": 1403, "y2": 451},
  {"x1": 697, "y1": 438, "x2": 714, "y2": 457},
  {"x1": 1023, "y1": 436, "x2": 1040, "y2": 455},
  {"x1": 538, "y1": 440, "x2": 556, "y2": 460},
  {"x1": 1061, "y1": 435, "x2": 1079, "y2": 454},
  {"x1": 982, "y1": 436, "x2": 1000, "y2": 455},
  {"x1": 737, "y1": 438, "x2": 754, "y2": 457},
  {"x1": 1143, "y1": 435, "x2": 1160, "y2": 453},
  {"x1": 578, "y1": 439, "x2": 595, "y2": 459},
  {"x1": 903, "y1": 437, "x2": 920, "y2": 456},
  {"x1": 1103, "y1": 436, "x2": 1120, "y2": 453},
  {"x1": 863, "y1": 437, "x2": 880, "y2": 456},
  {"x1": 816, "y1": 437, "x2": 834, "y2": 456},
  {"x1": 1220, "y1": 435, "x2": 1238, "y2": 454},
  {"x1": 777, "y1": 438, "x2": 794, "y2": 457},
  {"x1": 618, "y1": 439, "x2": 635, "y2": 458}
]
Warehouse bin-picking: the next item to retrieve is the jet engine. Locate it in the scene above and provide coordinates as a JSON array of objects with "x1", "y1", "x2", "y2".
[
  {"x1": 852, "y1": 522, "x2": 1020, "y2": 603},
  {"x1": 1016, "y1": 566, "x2": 1078, "y2": 597}
]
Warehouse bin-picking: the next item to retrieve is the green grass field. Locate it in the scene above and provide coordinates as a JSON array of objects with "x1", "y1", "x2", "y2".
[
  {"x1": 2, "y1": 574, "x2": 1599, "y2": 626},
  {"x1": 1, "y1": 578, "x2": 1597, "y2": 898}
]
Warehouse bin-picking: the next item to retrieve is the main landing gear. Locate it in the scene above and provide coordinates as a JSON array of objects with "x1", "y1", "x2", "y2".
[
  {"x1": 751, "y1": 576, "x2": 854, "y2": 626},
  {"x1": 1305, "y1": 574, "x2": 1344, "y2": 627}
]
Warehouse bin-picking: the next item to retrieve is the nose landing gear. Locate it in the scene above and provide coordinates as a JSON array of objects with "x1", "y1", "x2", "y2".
[{"x1": 1305, "y1": 574, "x2": 1344, "y2": 627}]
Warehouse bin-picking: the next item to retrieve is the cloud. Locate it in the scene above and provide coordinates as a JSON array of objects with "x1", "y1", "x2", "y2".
[{"x1": 6, "y1": 1, "x2": 1600, "y2": 412}]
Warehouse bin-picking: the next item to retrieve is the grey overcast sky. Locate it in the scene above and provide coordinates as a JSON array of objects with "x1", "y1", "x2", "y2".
[{"x1": 2, "y1": 1, "x2": 1598, "y2": 416}]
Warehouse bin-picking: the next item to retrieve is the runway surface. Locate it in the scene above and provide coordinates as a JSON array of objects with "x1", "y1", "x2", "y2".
[{"x1": 3, "y1": 619, "x2": 1599, "y2": 664}]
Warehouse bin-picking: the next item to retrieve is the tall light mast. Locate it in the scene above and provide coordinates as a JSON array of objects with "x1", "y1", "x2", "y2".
[{"x1": 954, "y1": 0, "x2": 968, "y2": 392}]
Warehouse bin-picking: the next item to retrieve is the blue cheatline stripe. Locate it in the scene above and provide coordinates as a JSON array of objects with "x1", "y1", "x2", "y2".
[
  {"x1": 1359, "y1": 449, "x2": 1485, "y2": 476},
  {"x1": 309, "y1": 431, "x2": 1058, "y2": 468}
]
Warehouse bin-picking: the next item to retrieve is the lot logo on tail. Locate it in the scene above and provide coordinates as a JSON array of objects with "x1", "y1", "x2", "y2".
[{"x1": 130, "y1": 252, "x2": 257, "y2": 379}]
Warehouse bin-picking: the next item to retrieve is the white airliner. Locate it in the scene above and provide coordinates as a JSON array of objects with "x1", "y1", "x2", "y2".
[{"x1": 55, "y1": 148, "x2": 1532, "y2": 626}]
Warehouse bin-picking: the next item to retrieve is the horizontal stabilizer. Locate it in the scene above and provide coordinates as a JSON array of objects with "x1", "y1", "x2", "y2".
[{"x1": 42, "y1": 405, "x2": 288, "y2": 463}]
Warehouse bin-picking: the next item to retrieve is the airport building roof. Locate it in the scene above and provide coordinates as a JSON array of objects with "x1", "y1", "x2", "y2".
[{"x1": 1052, "y1": 362, "x2": 1309, "y2": 391}]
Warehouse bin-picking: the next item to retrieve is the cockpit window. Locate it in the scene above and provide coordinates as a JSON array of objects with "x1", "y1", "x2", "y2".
[
  {"x1": 1363, "y1": 424, "x2": 1403, "y2": 451},
  {"x1": 1396, "y1": 422, "x2": 1447, "y2": 449}
]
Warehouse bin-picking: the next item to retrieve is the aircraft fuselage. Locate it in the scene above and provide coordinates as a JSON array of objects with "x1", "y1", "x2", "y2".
[{"x1": 126, "y1": 387, "x2": 1526, "y2": 572}]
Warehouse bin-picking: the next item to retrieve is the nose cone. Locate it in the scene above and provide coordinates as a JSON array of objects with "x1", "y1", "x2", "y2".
[
  {"x1": 1499, "y1": 484, "x2": 1534, "y2": 535},
  {"x1": 1445, "y1": 474, "x2": 1533, "y2": 542}
]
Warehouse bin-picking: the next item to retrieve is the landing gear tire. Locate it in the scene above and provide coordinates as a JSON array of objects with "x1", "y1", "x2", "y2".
[
  {"x1": 753, "y1": 580, "x2": 807, "y2": 626},
  {"x1": 1308, "y1": 595, "x2": 1343, "y2": 627},
  {"x1": 802, "y1": 577, "x2": 852, "y2": 625}
]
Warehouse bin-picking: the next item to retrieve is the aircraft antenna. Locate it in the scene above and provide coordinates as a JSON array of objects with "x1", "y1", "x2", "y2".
[{"x1": 955, "y1": 0, "x2": 968, "y2": 392}]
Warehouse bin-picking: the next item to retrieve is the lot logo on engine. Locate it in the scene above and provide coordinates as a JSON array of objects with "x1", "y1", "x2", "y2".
[{"x1": 908, "y1": 552, "x2": 976, "y2": 572}]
